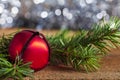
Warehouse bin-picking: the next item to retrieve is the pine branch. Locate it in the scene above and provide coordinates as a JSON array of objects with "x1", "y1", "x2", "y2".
[
  {"x1": 0, "y1": 32, "x2": 16, "y2": 58},
  {"x1": 69, "y1": 45, "x2": 100, "y2": 72},
  {"x1": 47, "y1": 17, "x2": 120, "y2": 72},
  {"x1": 0, "y1": 56, "x2": 34, "y2": 80},
  {"x1": 47, "y1": 30, "x2": 101, "y2": 72},
  {"x1": 77, "y1": 17, "x2": 120, "y2": 53}
]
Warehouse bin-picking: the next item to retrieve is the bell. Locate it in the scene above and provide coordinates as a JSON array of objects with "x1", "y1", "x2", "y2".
[{"x1": 8, "y1": 30, "x2": 50, "y2": 71}]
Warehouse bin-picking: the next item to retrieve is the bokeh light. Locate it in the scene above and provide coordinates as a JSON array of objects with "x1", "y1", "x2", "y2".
[
  {"x1": 55, "y1": 9, "x2": 61, "y2": 16},
  {"x1": 11, "y1": 7, "x2": 19, "y2": 15},
  {"x1": 0, "y1": 0, "x2": 119, "y2": 29},
  {"x1": 40, "y1": 11, "x2": 48, "y2": 18},
  {"x1": 33, "y1": 0, "x2": 45, "y2": 4}
]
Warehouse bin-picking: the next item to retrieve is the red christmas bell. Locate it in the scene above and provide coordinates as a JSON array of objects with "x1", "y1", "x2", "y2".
[{"x1": 8, "y1": 30, "x2": 50, "y2": 71}]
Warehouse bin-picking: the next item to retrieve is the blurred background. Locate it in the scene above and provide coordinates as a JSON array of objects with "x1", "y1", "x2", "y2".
[{"x1": 0, "y1": 0, "x2": 120, "y2": 30}]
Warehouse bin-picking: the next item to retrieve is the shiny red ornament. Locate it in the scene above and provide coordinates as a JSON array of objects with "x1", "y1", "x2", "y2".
[{"x1": 8, "y1": 30, "x2": 50, "y2": 71}]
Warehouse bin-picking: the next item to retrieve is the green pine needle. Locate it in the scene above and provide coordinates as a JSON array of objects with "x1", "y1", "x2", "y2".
[
  {"x1": 47, "y1": 17, "x2": 120, "y2": 72},
  {"x1": 0, "y1": 56, "x2": 34, "y2": 80},
  {"x1": 0, "y1": 32, "x2": 16, "y2": 58}
]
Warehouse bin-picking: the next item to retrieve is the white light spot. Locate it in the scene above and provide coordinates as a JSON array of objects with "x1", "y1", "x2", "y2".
[
  {"x1": 57, "y1": 0, "x2": 65, "y2": 5},
  {"x1": 41, "y1": 11, "x2": 48, "y2": 18},
  {"x1": 63, "y1": 8, "x2": 73, "y2": 20},
  {"x1": 96, "y1": 13, "x2": 103, "y2": 19},
  {"x1": 6, "y1": 17, "x2": 13, "y2": 23},
  {"x1": 55, "y1": 9, "x2": 61, "y2": 16},
  {"x1": 33, "y1": 0, "x2": 45, "y2": 4},
  {"x1": 12, "y1": 1, "x2": 21, "y2": 7},
  {"x1": 0, "y1": 18, "x2": 6, "y2": 25},
  {"x1": 11, "y1": 7, "x2": 19, "y2": 15},
  {"x1": 86, "y1": 0, "x2": 94, "y2": 4},
  {"x1": 0, "y1": 4, "x2": 5, "y2": 9},
  {"x1": 1, "y1": 13, "x2": 7, "y2": 18},
  {"x1": 101, "y1": 10, "x2": 107, "y2": 16},
  {"x1": 1, "y1": 0, "x2": 7, "y2": 1},
  {"x1": 0, "y1": 6, "x2": 4, "y2": 13},
  {"x1": 79, "y1": 0, "x2": 86, "y2": 7},
  {"x1": 66, "y1": 13, "x2": 73, "y2": 20},
  {"x1": 63, "y1": 8, "x2": 69, "y2": 16}
]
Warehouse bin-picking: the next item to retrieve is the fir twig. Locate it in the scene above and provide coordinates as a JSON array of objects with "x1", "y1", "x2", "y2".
[
  {"x1": 47, "y1": 17, "x2": 120, "y2": 72},
  {"x1": 0, "y1": 56, "x2": 34, "y2": 80},
  {"x1": 0, "y1": 32, "x2": 16, "y2": 58}
]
